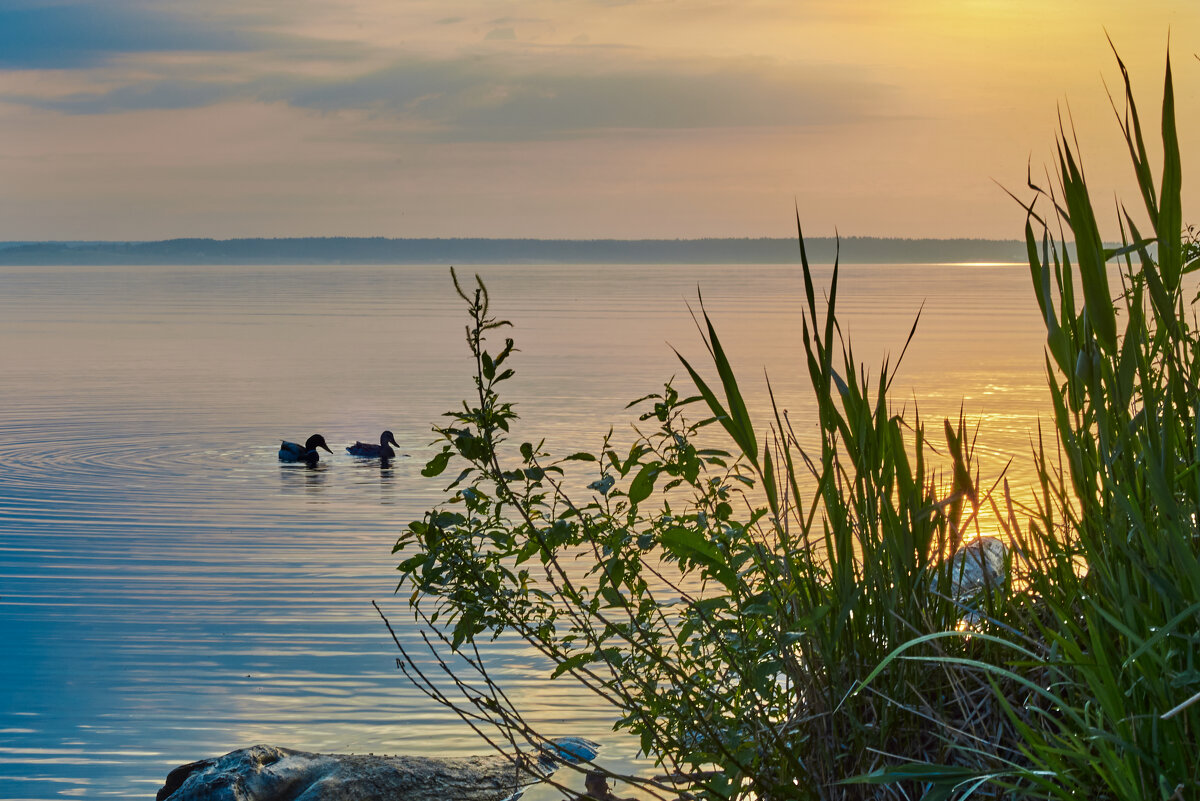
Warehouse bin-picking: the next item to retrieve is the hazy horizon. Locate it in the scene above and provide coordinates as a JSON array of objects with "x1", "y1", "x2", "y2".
[
  {"x1": 0, "y1": 234, "x2": 1040, "y2": 266},
  {"x1": 1, "y1": 233, "x2": 1030, "y2": 243},
  {"x1": 2, "y1": 1, "x2": 1196, "y2": 242}
]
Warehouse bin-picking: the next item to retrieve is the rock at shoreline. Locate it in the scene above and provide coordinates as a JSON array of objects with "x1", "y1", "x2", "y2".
[
  {"x1": 157, "y1": 737, "x2": 600, "y2": 801},
  {"x1": 946, "y1": 536, "x2": 1007, "y2": 601}
]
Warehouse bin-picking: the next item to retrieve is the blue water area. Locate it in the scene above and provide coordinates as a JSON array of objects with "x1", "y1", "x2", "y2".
[{"x1": 0, "y1": 262, "x2": 1051, "y2": 799}]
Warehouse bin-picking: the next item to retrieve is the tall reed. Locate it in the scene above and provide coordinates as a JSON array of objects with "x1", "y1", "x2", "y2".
[
  {"x1": 992, "y1": 47, "x2": 1199, "y2": 800},
  {"x1": 852, "y1": 47, "x2": 1199, "y2": 800}
]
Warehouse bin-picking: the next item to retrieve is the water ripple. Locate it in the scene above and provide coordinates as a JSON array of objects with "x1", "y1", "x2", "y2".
[{"x1": 0, "y1": 262, "x2": 1055, "y2": 800}]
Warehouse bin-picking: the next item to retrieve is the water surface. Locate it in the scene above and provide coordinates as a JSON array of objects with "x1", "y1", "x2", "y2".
[{"x1": 0, "y1": 262, "x2": 1051, "y2": 799}]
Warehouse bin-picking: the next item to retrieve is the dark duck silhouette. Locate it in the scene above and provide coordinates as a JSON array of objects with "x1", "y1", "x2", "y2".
[
  {"x1": 346, "y1": 430, "x2": 399, "y2": 459},
  {"x1": 278, "y1": 434, "x2": 333, "y2": 464}
]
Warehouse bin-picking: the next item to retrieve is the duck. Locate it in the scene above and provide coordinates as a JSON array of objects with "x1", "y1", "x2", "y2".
[
  {"x1": 346, "y1": 430, "x2": 400, "y2": 459},
  {"x1": 278, "y1": 434, "x2": 333, "y2": 464}
]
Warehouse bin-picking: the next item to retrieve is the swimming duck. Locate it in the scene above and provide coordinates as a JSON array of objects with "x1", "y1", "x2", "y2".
[
  {"x1": 279, "y1": 434, "x2": 333, "y2": 464},
  {"x1": 346, "y1": 430, "x2": 399, "y2": 459}
]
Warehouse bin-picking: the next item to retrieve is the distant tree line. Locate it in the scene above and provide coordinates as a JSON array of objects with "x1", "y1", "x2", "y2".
[{"x1": 0, "y1": 236, "x2": 1032, "y2": 265}]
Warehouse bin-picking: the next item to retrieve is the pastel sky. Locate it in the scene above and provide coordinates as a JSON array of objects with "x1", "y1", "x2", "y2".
[{"x1": 1, "y1": 0, "x2": 1196, "y2": 240}]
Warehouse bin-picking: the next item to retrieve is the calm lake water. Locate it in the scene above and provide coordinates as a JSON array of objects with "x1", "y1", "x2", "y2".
[{"x1": 0, "y1": 262, "x2": 1053, "y2": 800}]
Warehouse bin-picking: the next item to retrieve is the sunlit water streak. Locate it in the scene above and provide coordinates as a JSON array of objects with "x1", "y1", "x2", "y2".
[{"x1": 0, "y1": 262, "x2": 1055, "y2": 799}]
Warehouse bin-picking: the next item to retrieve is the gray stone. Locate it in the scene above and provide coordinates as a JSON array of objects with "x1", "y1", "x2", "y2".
[
  {"x1": 157, "y1": 737, "x2": 600, "y2": 801},
  {"x1": 946, "y1": 535, "x2": 1007, "y2": 600}
]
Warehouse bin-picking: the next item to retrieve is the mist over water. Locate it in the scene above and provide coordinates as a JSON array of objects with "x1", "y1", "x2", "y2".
[{"x1": 0, "y1": 262, "x2": 1050, "y2": 799}]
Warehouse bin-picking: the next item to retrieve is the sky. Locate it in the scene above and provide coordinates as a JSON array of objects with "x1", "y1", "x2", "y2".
[{"x1": 0, "y1": 0, "x2": 1197, "y2": 241}]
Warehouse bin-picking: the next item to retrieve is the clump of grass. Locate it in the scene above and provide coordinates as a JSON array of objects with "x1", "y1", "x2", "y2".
[
  {"x1": 992, "y1": 47, "x2": 1199, "y2": 800},
  {"x1": 856, "y1": 47, "x2": 1200, "y2": 799}
]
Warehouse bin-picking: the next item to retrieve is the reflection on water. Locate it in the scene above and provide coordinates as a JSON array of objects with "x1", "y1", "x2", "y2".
[{"x1": 0, "y1": 262, "x2": 1054, "y2": 799}]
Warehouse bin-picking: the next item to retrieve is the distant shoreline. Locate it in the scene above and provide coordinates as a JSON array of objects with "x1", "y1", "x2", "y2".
[{"x1": 0, "y1": 236, "x2": 1031, "y2": 266}]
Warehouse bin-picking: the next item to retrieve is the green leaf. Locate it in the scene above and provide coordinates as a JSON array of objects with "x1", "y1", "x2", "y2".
[
  {"x1": 841, "y1": 763, "x2": 983, "y2": 785},
  {"x1": 676, "y1": 350, "x2": 723, "y2": 415},
  {"x1": 855, "y1": 630, "x2": 1045, "y2": 696},
  {"x1": 675, "y1": 619, "x2": 697, "y2": 646},
  {"x1": 396, "y1": 554, "x2": 428, "y2": 574},
  {"x1": 421, "y1": 449, "x2": 452, "y2": 477},
  {"x1": 660, "y1": 527, "x2": 736, "y2": 590},
  {"x1": 703, "y1": 310, "x2": 758, "y2": 463},
  {"x1": 661, "y1": 527, "x2": 721, "y2": 563},
  {"x1": 1057, "y1": 137, "x2": 1118, "y2": 353},
  {"x1": 445, "y1": 467, "x2": 473, "y2": 490},
  {"x1": 762, "y1": 439, "x2": 778, "y2": 515},
  {"x1": 620, "y1": 443, "x2": 646, "y2": 475},
  {"x1": 628, "y1": 464, "x2": 658, "y2": 505},
  {"x1": 551, "y1": 650, "x2": 598, "y2": 679},
  {"x1": 599, "y1": 584, "x2": 625, "y2": 609},
  {"x1": 1158, "y1": 53, "x2": 1182, "y2": 291}
]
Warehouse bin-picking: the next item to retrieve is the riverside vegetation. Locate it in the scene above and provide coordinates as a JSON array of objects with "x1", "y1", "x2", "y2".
[{"x1": 390, "y1": 51, "x2": 1199, "y2": 800}]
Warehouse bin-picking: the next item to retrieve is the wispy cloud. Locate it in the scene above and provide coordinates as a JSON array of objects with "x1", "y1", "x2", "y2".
[
  {"x1": 10, "y1": 49, "x2": 891, "y2": 141},
  {"x1": 11, "y1": 0, "x2": 1174, "y2": 239},
  {"x1": 0, "y1": 1, "x2": 277, "y2": 69},
  {"x1": 0, "y1": 1, "x2": 897, "y2": 141}
]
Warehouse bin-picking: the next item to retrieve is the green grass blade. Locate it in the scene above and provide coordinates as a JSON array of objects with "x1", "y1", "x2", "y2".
[
  {"x1": 1158, "y1": 52, "x2": 1182, "y2": 291},
  {"x1": 674, "y1": 348, "x2": 735, "y2": 445},
  {"x1": 1057, "y1": 139, "x2": 1118, "y2": 354},
  {"x1": 703, "y1": 310, "x2": 758, "y2": 463}
]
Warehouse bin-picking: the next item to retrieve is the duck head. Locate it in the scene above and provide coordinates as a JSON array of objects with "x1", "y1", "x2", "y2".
[
  {"x1": 380, "y1": 430, "x2": 399, "y2": 448},
  {"x1": 305, "y1": 434, "x2": 333, "y2": 454}
]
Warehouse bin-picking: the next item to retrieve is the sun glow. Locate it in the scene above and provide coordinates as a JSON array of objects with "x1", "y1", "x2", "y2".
[{"x1": 1, "y1": 1, "x2": 1197, "y2": 239}]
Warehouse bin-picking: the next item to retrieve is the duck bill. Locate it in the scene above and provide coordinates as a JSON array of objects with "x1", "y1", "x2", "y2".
[{"x1": 320, "y1": 444, "x2": 333, "y2": 453}]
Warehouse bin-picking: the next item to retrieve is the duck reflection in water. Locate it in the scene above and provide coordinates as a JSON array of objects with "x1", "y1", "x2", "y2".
[
  {"x1": 301, "y1": 462, "x2": 330, "y2": 493},
  {"x1": 345, "y1": 447, "x2": 398, "y2": 498},
  {"x1": 277, "y1": 457, "x2": 330, "y2": 496},
  {"x1": 376, "y1": 459, "x2": 396, "y2": 498}
]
